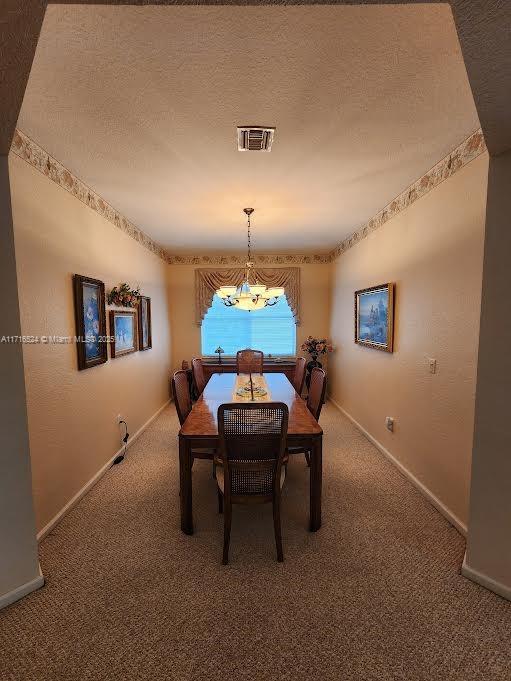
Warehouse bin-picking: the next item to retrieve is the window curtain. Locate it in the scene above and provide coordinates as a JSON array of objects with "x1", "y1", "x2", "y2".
[{"x1": 195, "y1": 267, "x2": 300, "y2": 326}]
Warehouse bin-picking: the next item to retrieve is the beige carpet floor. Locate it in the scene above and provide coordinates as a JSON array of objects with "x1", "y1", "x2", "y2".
[{"x1": 1, "y1": 402, "x2": 510, "y2": 680}]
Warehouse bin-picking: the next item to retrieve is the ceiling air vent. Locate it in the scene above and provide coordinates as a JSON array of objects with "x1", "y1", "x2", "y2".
[{"x1": 237, "y1": 127, "x2": 275, "y2": 152}]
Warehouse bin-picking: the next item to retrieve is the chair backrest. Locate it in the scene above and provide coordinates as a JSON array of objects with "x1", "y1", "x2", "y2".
[
  {"x1": 192, "y1": 357, "x2": 207, "y2": 395},
  {"x1": 217, "y1": 402, "x2": 289, "y2": 497},
  {"x1": 236, "y1": 349, "x2": 264, "y2": 375},
  {"x1": 172, "y1": 369, "x2": 192, "y2": 425},
  {"x1": 307, "y1": 367, "x2": 327, "y2": 421},
  {"x1": 292, "y1": 357, "x2": 307, "y2": 395}
]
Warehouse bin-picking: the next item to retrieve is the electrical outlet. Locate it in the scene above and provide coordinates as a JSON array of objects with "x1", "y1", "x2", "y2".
[
  {"x1": 385, "y1": 416, "x2": 394, "y2": 432},
  {"x1": 428, "y1": 358, "x2": 437, "y2": 374}
]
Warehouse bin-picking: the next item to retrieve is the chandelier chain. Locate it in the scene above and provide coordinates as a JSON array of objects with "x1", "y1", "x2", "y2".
[
  {"x1": 247, "y1": 210, "x2": 251, "y2": 263},
  {"x1": 215, "y1": 207, "x2": 284, "y2": 310}
]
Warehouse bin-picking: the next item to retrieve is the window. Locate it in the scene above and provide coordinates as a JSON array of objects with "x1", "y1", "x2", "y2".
[{"x1": 201, "y1": 294, "x2": 296, "y2": 356}]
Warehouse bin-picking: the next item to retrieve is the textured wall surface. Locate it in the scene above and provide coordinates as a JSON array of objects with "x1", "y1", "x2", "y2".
[
  {"x1": 466, "y1": 150, "x2": 511, "y2": 592},
  {"x1": 0, "y1": 157, "x2": 40, "y2": 601},
  {"x1": 9, "y1": 153, "x2": 172, "y2": 533},
  {"x1": 328, "y1": 152, "x2": 489, "y2": 527},
  {"x1": 0, "y1": 0, "x2": 46, "y2": 155}
]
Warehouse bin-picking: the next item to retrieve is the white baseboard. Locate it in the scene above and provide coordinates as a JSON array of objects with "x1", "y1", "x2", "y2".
[
  {"x1": 37, "y1": 399, "x2": 171, "y2": 542},
  {"x1": 0, "y1": 563, "x2": 44, "y2": 610},
  {"x1": 328, "y1": 397, "x2": 467, "y2": 536},
  {"x1": 462, "y1": 552, "x2": 511, "y2": 601}
]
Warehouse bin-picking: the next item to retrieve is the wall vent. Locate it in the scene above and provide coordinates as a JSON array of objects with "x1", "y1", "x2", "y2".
[{"x1": 237, "y1": 127, "x2": 275, "y2": 152}]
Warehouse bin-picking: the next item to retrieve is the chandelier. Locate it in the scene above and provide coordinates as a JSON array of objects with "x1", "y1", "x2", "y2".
[{"x1": 216, "y1": 208, "x2": 285, "y2": 311}]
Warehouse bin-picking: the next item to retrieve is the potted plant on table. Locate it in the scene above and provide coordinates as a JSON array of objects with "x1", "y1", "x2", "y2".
[{"x1": 300, "y1": 336, "x2": 333, "y2": 390}]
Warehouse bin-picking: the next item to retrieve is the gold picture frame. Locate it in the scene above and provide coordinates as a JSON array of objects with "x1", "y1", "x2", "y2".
[
  {"x1": 354, "y1": 283, "x2": 394, "y2": 353},
  {"x1": 109, "y1": 310, "x2": 138, "y2": 358}
]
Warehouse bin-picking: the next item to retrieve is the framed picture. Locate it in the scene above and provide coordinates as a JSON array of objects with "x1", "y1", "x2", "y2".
[
  {"x1": 137, "y1": 296, "x2": 152, "y2": 351},
  {"x1": 110, "y1": 310, "x2": 138, "y2": 358},
  {"x1": 355, "y1": 283, "x2": 395, "y2": 352},
  {"x1": 73, "y1": 274, "x2": 108, "y2": 371}
]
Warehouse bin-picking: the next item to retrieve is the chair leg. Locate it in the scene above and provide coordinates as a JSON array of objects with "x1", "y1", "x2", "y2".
[
  {"x1": 304, "y1": 450, "x2": 311, "y2": 467},
  {"x1": 273, "y1": 497, "x2": 284, "y2": 563},
  {"x1": 217, "y1": 488, "x2": 223, "y2": 514},
  {"x1": 222, "y1": 499, "x2": 232, "y2": 565}
]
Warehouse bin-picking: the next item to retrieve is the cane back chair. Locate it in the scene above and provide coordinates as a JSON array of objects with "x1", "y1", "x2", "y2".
[
  {"x1": 288, "y1": 366, "x2": 327, "y2": 467},
  {"x1": 236, "y1": 349, "x2": 264, "y2": 375},
  {"x1": 291, "y1": 357, "x2": 307, "y2": 395},
  {"x1": 172, "y1": 370, "x2": 216, "y2": 469},
  {"x1": 216, "y1": 402, "x2": 289, "y2": 564},
  {"x1": 191, "y1": 357, "x2": 207, "y2": 396}
]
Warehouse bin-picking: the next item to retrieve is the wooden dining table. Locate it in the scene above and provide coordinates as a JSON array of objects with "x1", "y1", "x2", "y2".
[{"x1": 178, "y1": 372, "x2": 323, "y2": 535}]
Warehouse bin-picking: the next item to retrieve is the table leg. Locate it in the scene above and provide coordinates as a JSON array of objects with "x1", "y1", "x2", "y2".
[
  {"x1": 179, "y1": 435, "x2": 193, "y2": 535},
  {"x1": 309, "y1": 434, "x2": 322, "y2": 531}
]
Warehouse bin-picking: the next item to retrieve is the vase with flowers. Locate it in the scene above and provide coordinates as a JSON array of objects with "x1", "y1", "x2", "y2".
[{"x1": 300, "y1": 336, "x2": 333, "y2": 390}]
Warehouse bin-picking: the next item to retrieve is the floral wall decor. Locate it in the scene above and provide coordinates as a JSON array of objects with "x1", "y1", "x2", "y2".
[{"x1": 107, "y1": 283, "x2": 140, "y2": 308}]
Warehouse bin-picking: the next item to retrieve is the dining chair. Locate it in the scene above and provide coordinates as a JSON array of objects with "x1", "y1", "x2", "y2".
[
  {"x1": 236, "y1": 348, "x2": 264, "y2": 375},
  {"x1": 191, "y1": 357, "x2": 207, "y2": 395},
  {"x1": 172, "y1": 370, "x2": 216, "y2": 470},
  {"x1": 307, "y1": 366, "x2": 327, "y2": 420},
  {"x1": 288, "y1": 366, "x2": 327, "y2": 467},
  {"x1": 216, "y1": 402, "x2": 289, "y2": 564},
  {"x1": 172, "y1": 369, "x2": 192, "y2": 425},
  {"x1": 291, "y1": 357, "x2": 307, "y2": 395}
]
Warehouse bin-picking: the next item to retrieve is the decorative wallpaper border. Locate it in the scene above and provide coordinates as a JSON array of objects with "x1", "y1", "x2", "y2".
[
  {"x1": 328, "y1": 129, "x2": 487, "y2": 261},
  {"x1": 10, "y1": 129, "x2": 170, "y2": 264},
  {"x1": 9, "y1": 129, "x2": 329, "y2": 267},
  {"x1": 10, "y1": 127, "x2": 486, "y2": 267},
  {"x1": 167, "y1": 253, "x2": 330, "y2": 265}
]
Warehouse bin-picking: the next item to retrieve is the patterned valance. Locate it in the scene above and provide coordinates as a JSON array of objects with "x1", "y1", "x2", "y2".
[{"x1": 195, "y1": 267, "x2": 300, "y2": 326}]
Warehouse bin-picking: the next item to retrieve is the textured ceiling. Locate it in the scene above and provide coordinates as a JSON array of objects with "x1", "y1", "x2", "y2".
[{"x1": 18, "y1": 5, "x2": 480, "y2": 254}]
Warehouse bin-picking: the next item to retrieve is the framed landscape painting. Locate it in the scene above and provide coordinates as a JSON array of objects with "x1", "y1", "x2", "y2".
[
  {"x1": 73, "y1": 274, "x2": 108, "y2": 370},
  {"x1": 110, "y1": 310, "x2": 138, "y2": 358},
  {"x1": 137, "y1": 296, "x2": 152, "y2": 351},
  {"x1": 355, "y1": 283, "x2": 395, "y2": 352}
]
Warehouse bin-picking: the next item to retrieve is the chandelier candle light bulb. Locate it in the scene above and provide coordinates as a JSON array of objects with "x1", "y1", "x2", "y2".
[{"x1": 216, "y1": 208, "x2": 285, "y2": 311}]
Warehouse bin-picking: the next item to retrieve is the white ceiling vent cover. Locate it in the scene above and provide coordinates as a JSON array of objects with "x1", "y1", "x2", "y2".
[{"x1": 237, "y1": 127, "x2": 275, "y2": 152}]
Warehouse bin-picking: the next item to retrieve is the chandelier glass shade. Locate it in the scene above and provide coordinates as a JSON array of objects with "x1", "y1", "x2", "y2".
[{"x1": 216, "y1": 208, "x2": 285, "y2": 311}]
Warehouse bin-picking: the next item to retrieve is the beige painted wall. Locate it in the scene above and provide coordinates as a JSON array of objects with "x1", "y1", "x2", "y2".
[
  {"x1": 465, "y1": 149, "x2": 511, "y2": 593},
  {"x1": 9, "y1": 153, "x2": 172, "y2": 533},
  {"x1": 0, "y1": 157, "x2": 40, "y2": 603},
  {"x1": 167, "y1": 263, "x2": 331, "y2": 370},
  {"x1": 329, "y1": 153, "x2": 489, "y2": 528}
]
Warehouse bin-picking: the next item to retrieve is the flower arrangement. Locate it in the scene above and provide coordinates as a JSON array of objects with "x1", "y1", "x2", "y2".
[
  {"x1": 107, "y1": 283, "x2": 140, "y2": 308},
  {"x1": 301, "y1": 336, "x2": 333, "y2": 360}
]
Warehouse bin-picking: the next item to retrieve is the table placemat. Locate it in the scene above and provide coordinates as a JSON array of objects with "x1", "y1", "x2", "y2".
[{"x1": 232, "y1": 374, "x2": 271, "y2": 402}]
